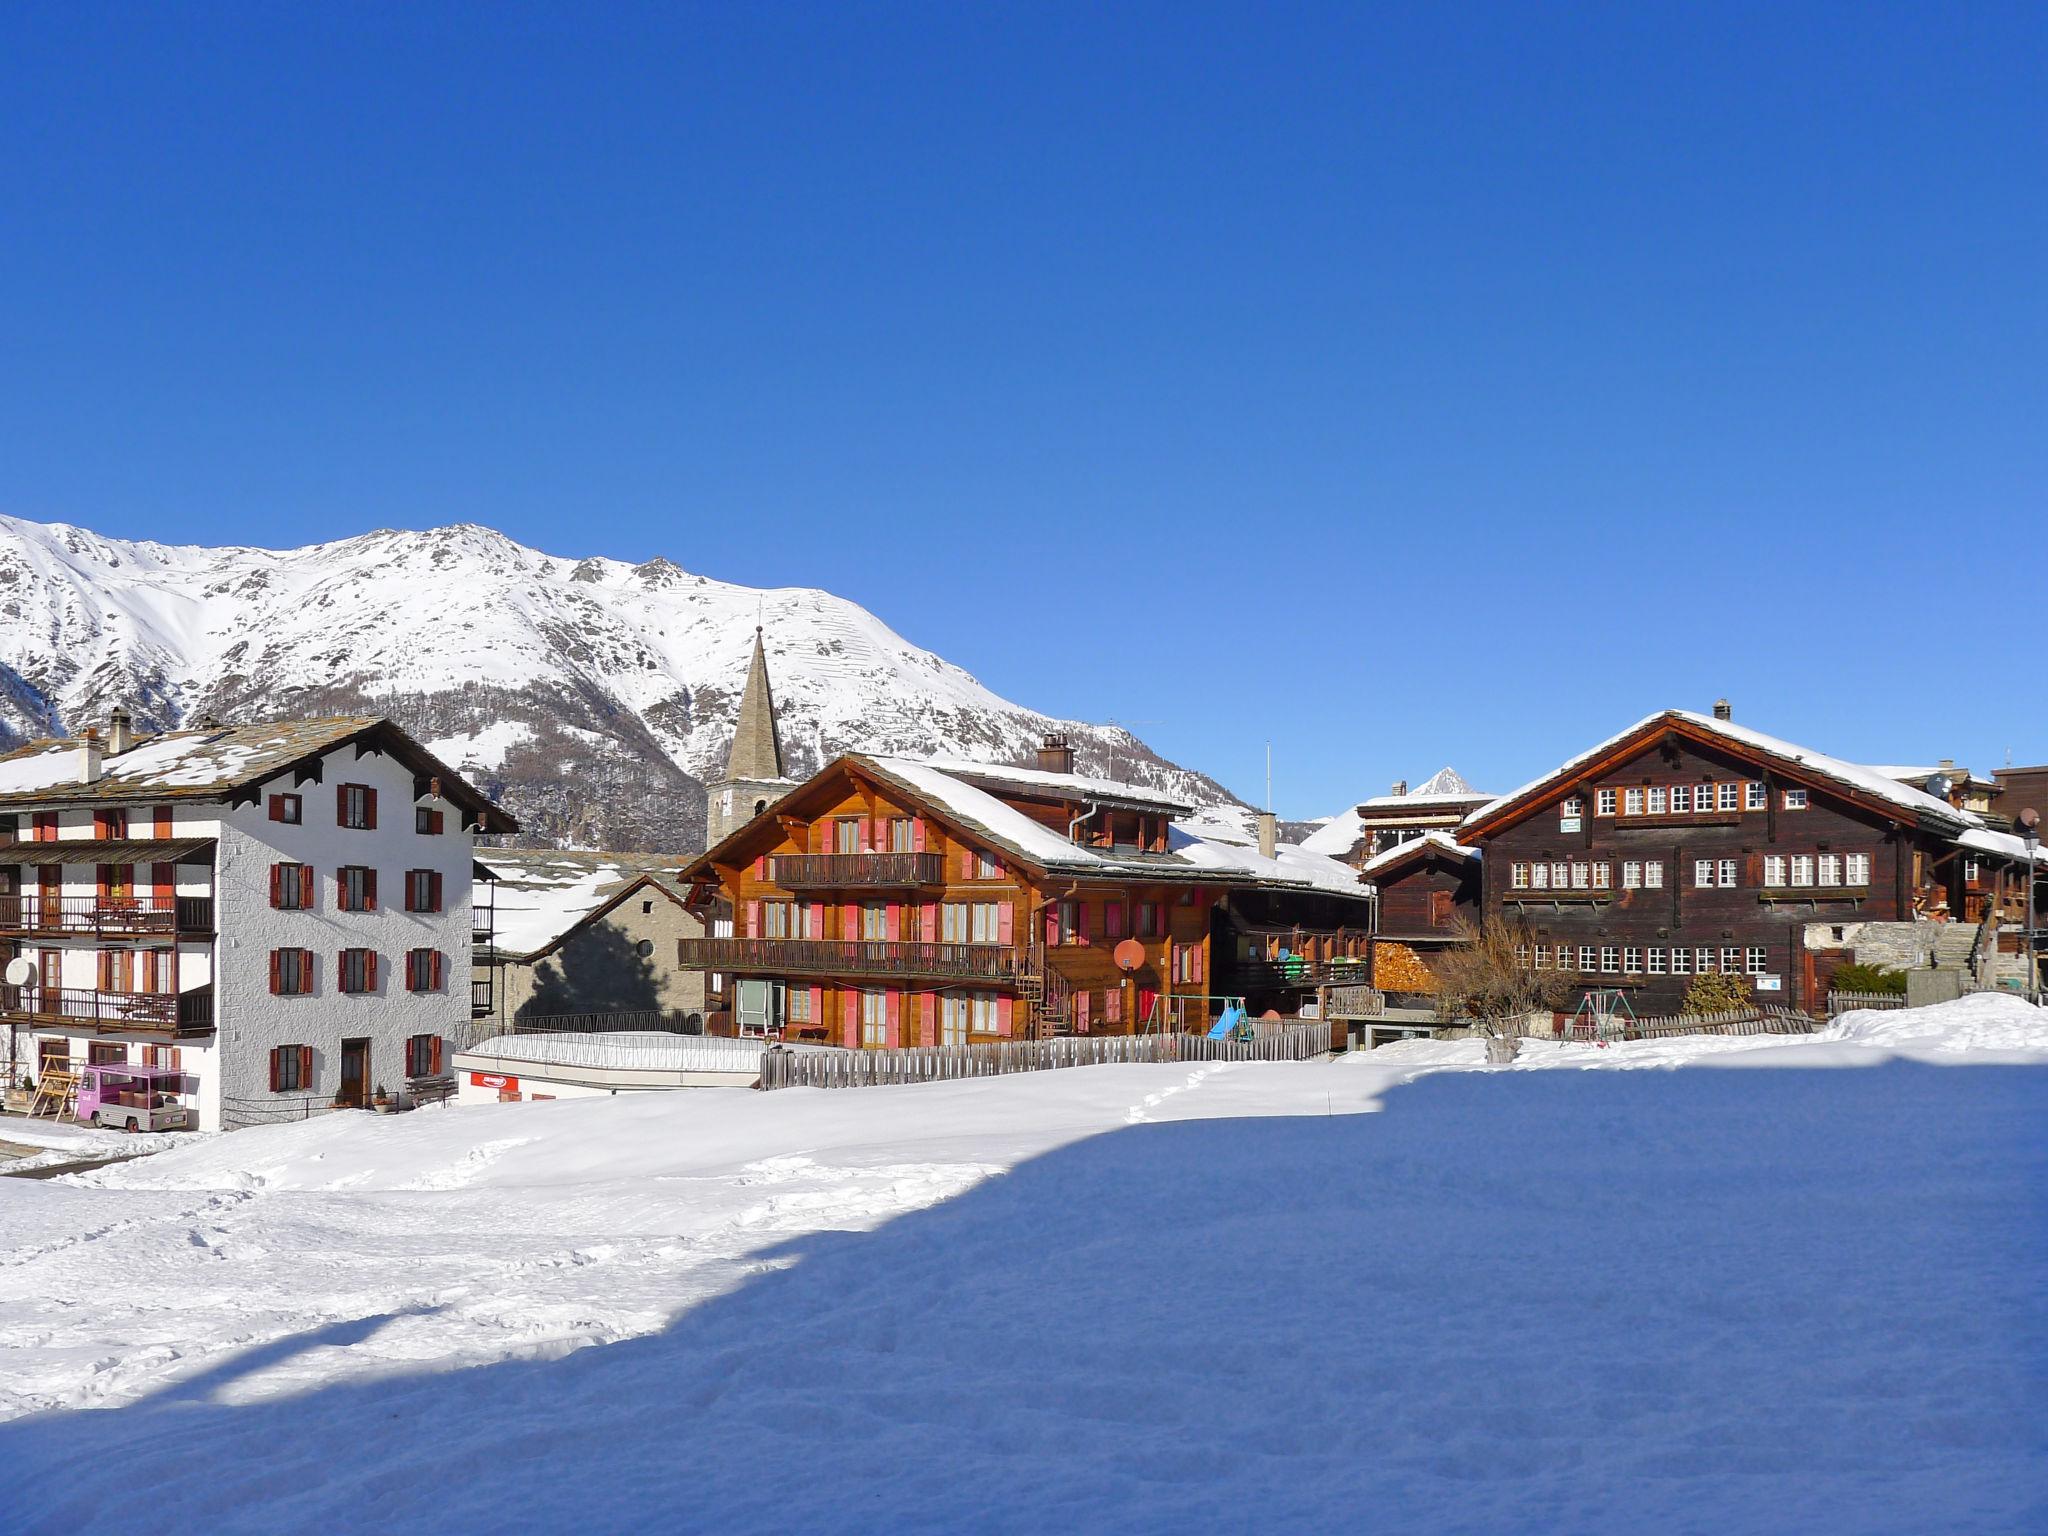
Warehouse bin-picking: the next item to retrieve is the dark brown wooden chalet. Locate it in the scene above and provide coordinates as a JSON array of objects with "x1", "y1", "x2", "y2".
[
  {"x1": 677, "y1": 739, "x2": 1370, "y2": 1046},
  {"x1": 1458, "y1": 706, "x2": 2039, "y2": 1015},
  {"x1": 1358, "y1": 832, "x2": 1480, "y2": 943}
]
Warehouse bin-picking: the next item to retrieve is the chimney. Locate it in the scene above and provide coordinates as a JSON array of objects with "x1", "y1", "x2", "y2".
[
  {"x1": 1938, "y1": 758, "x2": 1955, "y2": 772},
  {"x1": 107, "y1": 707, "x2": 134, "y2": 756},
  {"x1": 1036, "y1": 732, "x2": 1075, "y2": 776},
  {"x1": 1256, "y1": 810, "x2": 1278, "y2": 860},
  {"x1": 77, "y1": 729, "x2": 103, "y2": 785},
  {"x1": 1390, "y1": 779, "x2": 1408, "y2": 797},
  {"x1": 1713, "y1": 698, "x2": 1732, "y2": 721}
]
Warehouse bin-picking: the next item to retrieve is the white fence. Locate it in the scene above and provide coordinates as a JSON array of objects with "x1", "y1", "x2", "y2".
[{"x1": 757, "y1": 1020, "x2": 1331, "y2": 1091}]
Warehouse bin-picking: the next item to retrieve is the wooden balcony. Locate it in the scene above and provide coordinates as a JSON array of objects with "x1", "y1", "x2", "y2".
[
  {"x1": 0, "y1": 894, "x2": 215, "y2": 939},
  {"x1": 0, "y1": 982, "x2": 215, "y2": 1037},
  {"x1": 471, "y1": 977, "x2": 495, "y2": 1019},
  {"x1": 767, "y1": 853, "x2": 947, "y2": 890},
  {"x1": 678, "y1": 935, "x2": 1019, "y2": 983}
]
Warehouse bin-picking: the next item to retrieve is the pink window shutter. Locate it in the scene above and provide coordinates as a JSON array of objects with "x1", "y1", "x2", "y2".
[
  {"x1": 1075, "y1": 991, "x2": 1091, "y2": 1033},
  {"x1": 806, "y1": 903, "x2": 823, "y2": 939},
  {"x1": 858, "y1": 820, "x2": 872, "y2": 853},
  {"x1": 997, "y1": 996, "x2": 1015, "y2": 1036},
  {"x1": 885, "y1": 902, "x2": 902, "y2": 942},
  {"x1": 960, "y1": 848, "x2": 972, "y2": 880},
  {"x1": 845, "y1": 990, "x2": 860, "y2": 1048},
  {"x1": 1105, "y1": 902, "x2": 1123, "y2": 939},
  {"x1": 920, "y1": 993, "x2": 936, "y2": 1046},
  {"x1": 886, "y1": 989, "x2": 901, "y2": 1047},
  {"x1": 842, "y1": 903, "x2": 857, "y2": 941},
  {"x1": 1044, "y1": 907, "x2": 1058, "y2": 947},
  {"x1": 753, "y1": 855, "x2": 765, "y2": 880},
  {"x1": 921, "y1": 901, "x2": 939, "y2": 942},
  {"x1": 809, "y1": 984, "x2": 823, "y2": 1023},
  {"x1": 911, "y1": 817, "x2": 926, "y2": 852},
  {"x1": 746, "y1": 900, "x2": 760, "y2": 937},
  {"x1": 997, "y1": 902, "x2": 1014, "y2": 946}
]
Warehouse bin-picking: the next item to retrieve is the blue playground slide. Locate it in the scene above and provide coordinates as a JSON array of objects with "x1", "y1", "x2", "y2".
[{"x1": 1207, "y1": 1006, "x2": 1243, "y2": 1040}]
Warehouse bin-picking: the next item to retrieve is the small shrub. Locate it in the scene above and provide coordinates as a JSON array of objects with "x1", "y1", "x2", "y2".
[
  {"x1": 1682, "y1": 971, "x2": 1752, "y2": 1015},
  {"x1": 1830, "y1": 963, "x2": 1907, "y2": 995}
]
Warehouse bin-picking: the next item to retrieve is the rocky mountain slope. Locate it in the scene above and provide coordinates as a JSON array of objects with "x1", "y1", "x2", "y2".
[{"x1": 0, "y1": 515, "x2": 1243, "y2": 850}]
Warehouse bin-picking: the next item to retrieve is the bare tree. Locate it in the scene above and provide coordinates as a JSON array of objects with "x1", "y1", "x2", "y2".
[{"x1": 1431, "y1": 918, "x2": 1572, "y2": 1046}]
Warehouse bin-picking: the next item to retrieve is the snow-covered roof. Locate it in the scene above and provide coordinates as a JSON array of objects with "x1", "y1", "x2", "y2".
[
  {"x1": 480, "y1": 849, "x2": 689, "y2": 957},
  {"x1": 1358, "y1": 830, "x2": 1479, "y2": 877},
  {"x1": 1954, "y1": 827, "x2": 2048, "y2": 866},
  {"x1": 1356, "y1": 766, "x2": 1492, "y2": 810},
  {"x1": 919, "y1": 757, "x2": 1194, "y2": 814},
  {"x1": 858, "y1": 756, "x2": 1367, "y2": 900},
  {"x1": 1463, "y1": 710, "x2": 1979, "y2": 834},
  {"x1": 0, "y1": 716, "x2": 516, "y2": 828},
  {"x1": 1298, "y1": 808, "x2": 1368, "y2": 858}
]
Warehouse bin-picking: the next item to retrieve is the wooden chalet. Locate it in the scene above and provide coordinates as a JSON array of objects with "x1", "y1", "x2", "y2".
[
  {"x1": 678, "y1": 735, "x2": 1372, "y2": 1045},
  {"x1": 1304, "y1": 768, "x2": 1493, "y2": 868},
  {"x1": 1458, "y1": 703, "x2": 2048, "y2": 1015}
]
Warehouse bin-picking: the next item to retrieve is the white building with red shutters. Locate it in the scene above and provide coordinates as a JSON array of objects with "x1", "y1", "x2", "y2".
[{"x1": 0, "y1": 711, "x2": 516, "y2": 1131}]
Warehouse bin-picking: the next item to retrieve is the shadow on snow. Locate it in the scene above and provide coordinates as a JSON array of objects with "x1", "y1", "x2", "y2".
[{"x1": 3, "y1": 1062, "x2": 2046, "y2": 1535}]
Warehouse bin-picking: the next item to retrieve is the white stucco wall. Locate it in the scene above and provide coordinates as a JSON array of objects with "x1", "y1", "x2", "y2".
[{"x1": 6, "y1": 743, "x2": 478, "y2": 1132}]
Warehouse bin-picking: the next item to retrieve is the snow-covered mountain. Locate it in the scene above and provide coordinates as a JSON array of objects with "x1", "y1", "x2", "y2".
[{"x1": 0, "y1": 515, "x2": 1242, "y2": 849}]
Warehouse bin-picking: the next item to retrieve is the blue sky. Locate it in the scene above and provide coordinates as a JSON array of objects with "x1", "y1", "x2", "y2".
[{"x1": 3, "y1": 3, "x2": 2043, "y2": 816}]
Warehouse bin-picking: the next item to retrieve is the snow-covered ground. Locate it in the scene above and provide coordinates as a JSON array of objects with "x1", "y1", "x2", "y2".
[{"x1": 1, "y1": 995, "x2": 2044, "y2": 1534}]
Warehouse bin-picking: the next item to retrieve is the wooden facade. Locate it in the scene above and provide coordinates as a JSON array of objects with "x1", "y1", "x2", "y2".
[
  {"x1": 1460, "y1": 712, "x2": 2023, "y2": 1016},
  {"x1": 1362, "y1": 834, "x2": 1480, "y2": 940},
  {"x1": 679, "y1": 751, "x2": 1369, "y2": 1046}
]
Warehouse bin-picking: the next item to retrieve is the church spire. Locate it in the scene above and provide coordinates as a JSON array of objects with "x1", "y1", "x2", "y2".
[{"x1": 726, "y1": 625, "x2": 784, "y2": 782}]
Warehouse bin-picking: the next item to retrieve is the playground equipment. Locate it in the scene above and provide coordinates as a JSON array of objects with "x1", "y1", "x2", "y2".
[{"x1": 1563, "y1": 989, "x2": 1638, "y2": 1043}]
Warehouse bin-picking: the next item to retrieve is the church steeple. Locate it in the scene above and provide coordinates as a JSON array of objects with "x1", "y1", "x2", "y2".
[
  {"x1": 704, "y1": 625, "x2": 792, "y2": 850},
  {"x1": 726, "y1": 626, "x2": 784, "y2": 782}
]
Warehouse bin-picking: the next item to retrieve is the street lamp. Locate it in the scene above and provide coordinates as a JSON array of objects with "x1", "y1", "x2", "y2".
[{"x1": 2019, "y1": 807, "x2": 2041, "y2": 1005}]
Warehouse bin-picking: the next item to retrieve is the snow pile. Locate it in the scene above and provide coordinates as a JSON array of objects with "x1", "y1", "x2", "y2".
[{"x1": 0, "y1": 998, "x2": 2042, "y2": 1534}]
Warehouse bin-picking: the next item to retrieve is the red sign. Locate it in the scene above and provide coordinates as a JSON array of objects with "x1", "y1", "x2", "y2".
[{"x1": 469, "y1": 1072, "x2": 519, "y2": 1091}]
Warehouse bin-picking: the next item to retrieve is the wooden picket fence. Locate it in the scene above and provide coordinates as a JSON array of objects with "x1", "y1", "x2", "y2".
[
  {"x1": 757, "y1": 1019, "x2": 1330, "y2": 1091},
  {"x1": 1826, "y1": 989, "x2": 1908, "y2": 1016},
  {"x1": 1543, "y1": 1004, "x2": 1826, "y2": 1044}
]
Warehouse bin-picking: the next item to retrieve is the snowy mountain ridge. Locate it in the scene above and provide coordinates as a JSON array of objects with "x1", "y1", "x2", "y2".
[{"x1": 0, "y1": 513, "x2": 1240, "y2": 848}]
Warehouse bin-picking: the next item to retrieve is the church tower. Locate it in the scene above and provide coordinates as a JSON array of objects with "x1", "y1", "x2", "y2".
[{"x1": 705, "y1": 626, "x2": 794, "y2": 849}]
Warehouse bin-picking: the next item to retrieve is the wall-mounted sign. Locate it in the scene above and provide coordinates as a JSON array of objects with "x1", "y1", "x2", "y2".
[
  {"x1": 469, "y1": 1071, "x2": 519, "y2": 1091},
  {"x1": 1756, "y1": 975, "x2": 1782, "y2": 992},
  {"x1": 1559, "y1": 816, "x2": 1582, "y2": 833}
]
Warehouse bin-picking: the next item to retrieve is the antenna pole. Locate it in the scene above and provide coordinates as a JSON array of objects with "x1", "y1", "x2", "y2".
[{"x1": 1265, "y1": 741, "x2": 1272, "y2": 813}]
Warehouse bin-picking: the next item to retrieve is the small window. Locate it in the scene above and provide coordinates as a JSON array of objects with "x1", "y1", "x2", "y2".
[
  {"x1": 1622, "y1": 861, "x2": 1642, "y2": 889},
  {"x1": 338, "y1": 866, "x2": 377, "y2": 912},
  {"x1": 1670, "y1": 946, "x2": 1691, "y2": 975},
  {"x1": 416, "y1": 807, "x2": 444, "y2": 835},
  {"x1": 1579, "y1": 945, "x2": 1598, "y2": 972},
  {"x1": 1550, "y1": 861, "x2": 1569, "y2": 889},
  {"x1": 1718, "y1": 858, "x2": 1739, "y2": 888},
  {"x1": 860, "y1": 990, "x2": 889, "y2": 1047},
  {"x1": 272, "y1": 862, "x2": 312, "y2": 911},
  {"x1": 1961, "y1": 858, "x2": 1980, "y2": 883},
  {"x1": 1514, "y1": 943, "x2": 1529, "y2": 968},
  {"x1": 972, "y1": 850, "x2": 1000, "y2": 880},
  {"x1": 1721, "y1": 946, "x2": 1743, "y2": 975},
  {"x1": 888, "y1": 818, "x2": 914, "y2": 853},
  {"x1": 1591, "y1": 863, "x2": 1611, "y2": 890},
  {"x1": 1560, "y1": 796, "x2": 1583, "y2": 818},
  {"x1": 405, "y1": 1033, "x2": 443, "y2": 1077},
  {"x1": 1746, "y1": 947, "x2": 1768, "y2": 976},
  {"x1": 268, "y1": 793, "x2": 303, "y2": 825},
  {"x1": 1718, "y1": 783, "x2": 1740, "y2": 811},
  {"x1": 1764, "y1": 855, "x2": 1787, "y2": 887},
  {"x1": 1696, "y1": 946, "x2": 1717, "y2": 973},
  {"x1": 338, "y1": 948, "x2": 377, "y2": 994},
  {"x1": 1529, "y1": 863, "x2": 1550, "y2": 889},
  {"x1": 269, "y1": 948, "x2": 314, "y2": 995},
  {"x1": 1790, "y1": 855, "x2": 1813, "y2": 887},
  {"x1": 1646, "y1": 948, "x2": 1667, "y2": 975},
  {"x1": 1643, "y1": 860, "x2": 1664, "y2": 889},
  {"x1": 1600, "y1": 945, "x2": 1620, "y2": 974},
  {"x1": 404, "y1": 949, "x2": 445, "y2": 992},
  {"x1": 1570, "y1": 862, "x2": 1590, "y2": 890},
  {"x1": 270, "y1": 1044, "x2": 310, "y2": 1092},
  {"x1": 1622, "y1": 946, "x2": 1641, "y2": 974},
  {"x1": 1845, "y1": 854, "x2": 1871, "y2": 887},
  {"x1": 403, "y1": 869, "x2": 442, "y2": 914},
  {"x1": 1695, "y1": 859, "x2": 1716, "y2": 888},
  {"x1": 1783, "y1": 788, "x2": 1809, "y2": 810},
  {"x1": 1745, "y1": 781, "x2": 1768, "y2": 811},
  {"x1": 1534, "y1": 944, "x2": 1550, "y2": 969},
  {"x1": 1511, "y1": 862, "x2": 1530, "y2": 889},
  {"x1": 1818, "y1": 854, "x2": 1842, "y2": 886},
  {"x1": 636, "y1": 939, "x2": 654, "y2": 958},
  {"x1": 1624, "y1": 788, "x2": 1644, "y2": 816},
  {"x1": 1596, "y1": 788, "x2": 1617, "y2": 816},
  {"x1": 1646, "y1": 787, "x2": 1667, "y2": 815},
  {"x1": 338, "y1": 783, "x2": 377, "y2": 830}
]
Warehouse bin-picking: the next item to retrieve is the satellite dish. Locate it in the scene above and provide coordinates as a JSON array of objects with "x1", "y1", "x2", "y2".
[
  {"x1": 1925, "y1": 772, "x2": 1954, "y2": 802},
  {"x1": 1112, "y1": 938, "x2": 1145, "y2": 973},
  {"x1": 2, "y1": 957, "x2": 32, "y2": 987}
]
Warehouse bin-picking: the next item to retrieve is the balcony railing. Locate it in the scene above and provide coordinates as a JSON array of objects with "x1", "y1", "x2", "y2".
[
  {"x1": 0, "y1": 982, "x2": 215, "y2": 1037},
  {"x1": 471, "y1": 977, "x2": 495, "y2": 1019},
  {"x1": 678, "y1": 935, "x2": 1019, "y2": 983},
  {"x1": 767, "y1": 853, "x2": 947, "y2": 889},
  {"x1": 0, "y1": 894, "x2": 215, "y2": 937}
]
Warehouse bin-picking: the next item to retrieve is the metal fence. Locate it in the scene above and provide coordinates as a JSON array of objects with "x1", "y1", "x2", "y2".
[
  {"x1": 506, "y1": 1008, "x2": 706, "y2": 1036},
  {"x1": 757, "y1": 1019, "x2": 1331, "y2": 1091}
]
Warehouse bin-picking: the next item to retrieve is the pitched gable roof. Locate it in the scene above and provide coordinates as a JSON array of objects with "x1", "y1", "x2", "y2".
[
  {"x1": 0, "y1": 716, "x2": 517, "y2": 830},
  {"x1": 1460, "y1": 709, "x2": 1975, "y2": 841},
  {"x1": 1357, "y1": 830, "x2": 1479, "y2": 877}
]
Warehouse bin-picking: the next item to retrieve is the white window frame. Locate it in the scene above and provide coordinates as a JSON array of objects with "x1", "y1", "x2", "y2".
[
  {"x1": 1512, "y1": 862, "x2": 1530, "y2": 889},
  {"x1": 1745, "y1": 781, "x2": 1768, "y2": 810},
  {"x1": 1579, "y1": 945, "x2": 1598, "y2": 972},
  {"x1": 1695, "y1": 859, "x2": 1715, "y2": 888},
  {"x1": 1646, "y1": 947, "x2": 1666, "y2": 975},
  {"x1": 1719, "y1": 783, "x2": 1741, "y2": 811},
  {"x1": 1622, "y1": 860, "x2": 1642, "y2": 890},
  {"x1": 1647, "y1": 787, "x2": 1667, "y2": 815},
  {"x1": 1644, "y1": 860, "x2": 1664, "y2": 889},
  {"x1": 1670, "y1": 785, "x2": 1692, "y2": 814},
  {"x1": 1718, "y1": 858, "x2": 1739, "y2": 888},
  {"x1": 1783, "y1": 788, "x2": 1808, "y2": 810},
  {"x1": 1722, "y1": 946, "x2": 1743, "y2": 975},
  {"x1": 1670, "y1": 946, "x2": 1691, "y2": 975},
  {"x1": 1764, "y1": 855, "x2": 1787, "y2": 887},
  {"x1": 1845, "y1": 853, "x2": 1871, "y2": 887},
  {"x1": 1530, "y1": 862, "x2": 1550, "y2": 890},
  {"x1": 1746, "y1": 946, "x2": 1768, "y2": 976},
  {"x1": 1624, "y1": 788, "x2": 1645, "y2": 816},
  {"x1": 1791, "y1": 855, "x2": 1813, "y2": 888},
  {"x1": 1600, "y1": 945, "x2": 1620, "y2": 974},
  {"x1": 1623, "y1": 946, "x2": 1641, "y2": 974},
  {"x1": 1561, "y1": 796, "x2": 1583, "y2": 818},
  {"x1": 1596, "y1": 788, "x2": 1617, "y2": 816},
  {"x1": 1818, "y1": 853, "x2": 1842, "y2": 887}
]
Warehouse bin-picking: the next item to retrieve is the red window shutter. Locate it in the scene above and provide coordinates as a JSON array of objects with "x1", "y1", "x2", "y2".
[
  {"x1": 154, "y1": 805, "x2": 172, "y2": 839},
  {"x1": 269, "y1": 950, "x2": 282, "y2": 995},
  {"x1": 431, "y1": 950, "x2": 445, "y2": 989},
  {"x1": 298, "y1": 1045, "x2": 313, "y2": 1088},
  {"x1": 405, "y1": 949, "x2": 417, "y2": 990},
  {"x1": 152, "y1": 862, "x2": 173, "y2": 905},
  {"x1": 269, "y1": 1046, "x2": 282, "y2": 1091},
  {"x1": 270, "y1": 863, "x2": 283, "y2": 909},
  {"x1": 302, "y1": 949, "x2": 315, "y2": 990},
  {"x1": 300, "y1": 865, "x2": 315, "y2": 908},
  {"x1": 336, "y1": 784, "x2": 348, "y2": 824},
  {"x1": 363, "y1": 869, "x2": 377, "y2": 910},
  {"x1": 746, "y1": 900, "x2": 760, "y2": 937},
  {"x1": 431, "y1": 1035, "x2": 443, "y2": 1073},
  {"x1": 429, "y1": 871, "x2": 443, "y2": 912},
  {"x1": 269, "y1": 793, "x2": 284, "y2": 822},
  {"x1": 97, "y1": 863, "x2": 111, "y2": 903},
  {"x1": 338, "y1": 950, "x2": 349, "y2": 991},
  {"x1": 911, "y1": 817, "x2": 926, "y2": 853},
  {"x1": 365, "y1": 950, "x2": 378, "y2": 990},
  {"x1": 364, "y1": 787, "x2": 377, "y2": 830}
]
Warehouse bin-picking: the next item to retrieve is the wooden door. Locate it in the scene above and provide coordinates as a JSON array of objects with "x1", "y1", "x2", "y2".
[
  {"x1": 37, "y1": 865, "x2": 60, "y2": 930},
  {"x1": 339, "y1": 1038, "x2": 370, "y2": 1107}
]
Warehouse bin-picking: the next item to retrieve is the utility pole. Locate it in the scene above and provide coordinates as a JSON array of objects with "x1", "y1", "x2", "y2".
[{"x1": 2020, "y1": 807, "x2": 2040, "y2": 1004}]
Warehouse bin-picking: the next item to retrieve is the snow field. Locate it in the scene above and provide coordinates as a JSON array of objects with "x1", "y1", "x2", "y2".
[{"x1": 0, "y1": 995, "x2": 2043, "y2": 1534}]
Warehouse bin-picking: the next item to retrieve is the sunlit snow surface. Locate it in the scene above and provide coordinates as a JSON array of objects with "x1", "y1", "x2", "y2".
[{"x1": 1, "y1": 994, "x2": 2044, "y2": 1534}]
